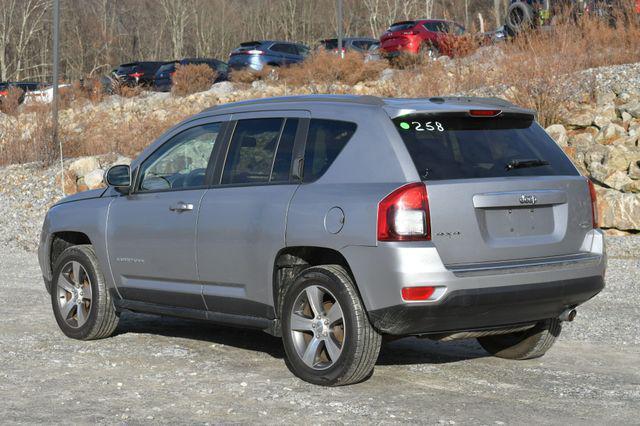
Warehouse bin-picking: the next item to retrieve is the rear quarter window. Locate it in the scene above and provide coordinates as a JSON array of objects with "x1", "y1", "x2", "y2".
[
  {"x1": 393, "y1": 114, "x2": 578, "y2": 180},
  {"x1": 304, "y1": 119, "x2": 357, "y2": 182}
]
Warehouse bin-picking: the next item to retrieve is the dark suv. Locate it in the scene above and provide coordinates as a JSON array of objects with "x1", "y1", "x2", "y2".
[
  {"x1": 114, "y1": 62, "x2": 166, "y2": 87},
  {"x1": 153, "y1": 58, "x2": 229, "y2": 92},
  {"x1": 228, "y1": 41, "x2": 310, "y2": 71}
]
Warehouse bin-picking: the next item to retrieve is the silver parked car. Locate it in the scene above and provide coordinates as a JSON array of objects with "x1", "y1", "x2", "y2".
[{"x1": 39, "y1": 95, "x2": 605, "y2": 386}]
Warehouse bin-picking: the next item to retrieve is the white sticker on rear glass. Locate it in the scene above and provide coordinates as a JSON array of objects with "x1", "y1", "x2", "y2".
[{"x1": 399, "y1": 121, "x2": 444, "y2": 132}]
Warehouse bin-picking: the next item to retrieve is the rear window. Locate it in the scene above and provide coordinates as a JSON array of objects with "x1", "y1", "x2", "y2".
[
  {"x1": 304, "y1": 119, "x2": 357, "y2": 182},
  {"x1": 388, "y1": 21, "x2": 416, "y2": 32},
  {"x1": 157, "y1": 62, "x2": 177, "y2": 73},
  {"x1": 393, "y1": 114, "x2": 578, "y2": 180}
]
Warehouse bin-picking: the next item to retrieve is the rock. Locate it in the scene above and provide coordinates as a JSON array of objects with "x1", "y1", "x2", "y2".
[
  {"x1": 564, "y1": 106, "x2": 595, "y2": 128},
  {"x1": 380, "y1": 68, "x2": 395, "y2": 81},
  {"x1": 55, "y1": 170, "x2": 78, "y2": 195},
  {"x1": 596, "y1": 90, "x2": 616, "y2": 106},
  {"x1": 68, "y1": 156, "x2": 100, "y2": 178},
  {"x1": 112, "y1": 156, "x2": 132, "y2": 166},
  {"x1": 604, "y1": 145, "x2": 638, "y2": 172},
  {"x1": 622, "y1": 179, "x2": 640, "y2": 193},
  {"x1": 596, "y1": 187, "x2": 640, "y2": 230},
  {"x1": 593, "y1": 104, "x2": 617, "y2": 128},
  {"x1": 622, "y1": 111, "x2": 633, "y2": 124},
  {"x1": 208, "y1": 81, "x2": 236, "y2": 96},
  {"x1": 251, "y1": 80, "x2": 267, "y2": 91},
  {"x1": 603, "y1": 170, "x2": 634, "y2": 191},
  {"x1": 595, "y1": 123, "x2": 626, "y2": 144},
  {"x1": 629, "y1": 160, "x2": 640, "y2": 180},
  {"x1": 617, "y1": 100, "x2": 640, "y2": 118},
  {"x1": 545, "y1": 124, "x2": 568, "y2": 146},
  {"x1": 83, "y1": 169, "x2": 105, "y2": 190},
  {"x1": 568, "y1": 132, "x2": 594, "y2": 150}
]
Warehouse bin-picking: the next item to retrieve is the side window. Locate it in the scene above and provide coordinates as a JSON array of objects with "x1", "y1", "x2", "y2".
[
  {"x1": 271, "y1": 43, "x2": 294, "y2": 54},
  {"x1": 303, "y1": 119, "x2": 357, "y2": 182},
  {"x1": 222, "y1": 118, "x2": 284, "y2": 185},
  {"x1": 138, "y1": 123, "x2": 220, "y2": 192},
  {"x1": 270, "y1": 118, "x2": 298, "y2": 182}
]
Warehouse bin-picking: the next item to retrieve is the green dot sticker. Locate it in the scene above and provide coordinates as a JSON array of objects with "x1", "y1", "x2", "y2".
[{"x1": 399, "y1": 122, "x2": 411, "y2": 130}]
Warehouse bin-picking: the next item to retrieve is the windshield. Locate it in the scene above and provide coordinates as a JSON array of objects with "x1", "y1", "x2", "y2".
[{"x1": 393, "y1": 114, "x2": 578, "y2": 180}]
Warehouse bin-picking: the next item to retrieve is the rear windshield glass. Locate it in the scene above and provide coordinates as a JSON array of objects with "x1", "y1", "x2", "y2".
[
  {"x1": 388, "y1": 21, "x2": 416, "y2": 32},
  {"x1": 393, "y1": 114, "x2": 578, "y2": 180}
]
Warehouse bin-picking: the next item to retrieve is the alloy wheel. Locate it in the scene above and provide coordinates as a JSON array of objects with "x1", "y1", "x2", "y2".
[
  {"x1": 289, "y1": 285, "x2": 345, "y2": 370},
  {"x1": 56, "y1": 261, "x2": 93, "y2": 328}
]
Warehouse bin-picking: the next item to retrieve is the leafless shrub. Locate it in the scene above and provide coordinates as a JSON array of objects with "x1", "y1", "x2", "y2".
[
  {"x1": 171, "y1": 64, "x2": 217, "y2": 96},
  {"x1": 278, "y1": 51, "x2": 385, "y2": 86},
  {"x1": 0, "y1": 87, "x2": 25, "y2": 115}
]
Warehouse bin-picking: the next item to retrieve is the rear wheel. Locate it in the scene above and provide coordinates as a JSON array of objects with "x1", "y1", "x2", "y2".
[
  {"x1": 281, "y1": 265, "x2": 381, "y2": 386},
  {"x1": 477, "y1": 319, "x2": 561, "y2": 360},
  {"x1": 51, "y1": 245, "x2": 119, "y2": 340}
]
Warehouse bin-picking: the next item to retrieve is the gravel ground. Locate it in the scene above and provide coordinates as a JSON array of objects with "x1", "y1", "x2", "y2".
[{"x1": 0, "y1": 237, "x2": 638, "y2": 424}]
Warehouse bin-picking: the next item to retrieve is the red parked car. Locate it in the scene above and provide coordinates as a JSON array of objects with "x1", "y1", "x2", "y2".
[{"x1": 379, "y1": 19, "x2": 467, "y2": 59}]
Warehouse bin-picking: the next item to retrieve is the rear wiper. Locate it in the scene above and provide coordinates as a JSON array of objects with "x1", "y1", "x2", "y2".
[{"x1": 505, "y1": 158, "x2": 549, "y2": 171}]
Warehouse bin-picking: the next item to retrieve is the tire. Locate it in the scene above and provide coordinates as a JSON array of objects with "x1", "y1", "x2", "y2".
[
  {"x1": 506, "y1": 2, "x2": 534, "y2": 35},
  {"x1": 281, "y1": 265, "x2": 382, "y2": 386},
  {"x1": 50, "y1": 245, "x2": 119, "y2": 340},
  {"x1": 477, "y1": 319, "x2": 561, "y2": 360}
]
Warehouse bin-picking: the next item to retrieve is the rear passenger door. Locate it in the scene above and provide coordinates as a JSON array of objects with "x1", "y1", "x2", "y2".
[{"x1": 196, "y1": 111, "x2": 309, "y2": 318}]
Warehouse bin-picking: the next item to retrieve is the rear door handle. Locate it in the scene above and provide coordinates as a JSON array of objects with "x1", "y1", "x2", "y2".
[{"x1": 169, "y1": 202, "x2": 194, "y2": 212}]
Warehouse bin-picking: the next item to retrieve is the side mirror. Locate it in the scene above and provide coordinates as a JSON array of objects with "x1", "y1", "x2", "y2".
[{"x1": 105, "y1": 164, "x2": 131, "y2": 189}]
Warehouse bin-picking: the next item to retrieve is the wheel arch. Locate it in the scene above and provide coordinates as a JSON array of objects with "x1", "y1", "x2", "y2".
[
  {"x1": 49, "y1": 231, "x2": 92, "y2": 280},
  {"x1": 272, "y1": 246, "x2": 359, "y2": 319}
]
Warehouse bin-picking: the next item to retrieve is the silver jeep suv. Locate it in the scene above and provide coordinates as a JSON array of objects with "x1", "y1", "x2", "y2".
[{"x1": 38, "y1": 95, "x2": 605, "y2": 386}]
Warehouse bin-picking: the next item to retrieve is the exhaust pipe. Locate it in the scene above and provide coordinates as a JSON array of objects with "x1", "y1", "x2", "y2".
[{"x1": 559, "y1": 308, "x2": 577, "y2": 322}]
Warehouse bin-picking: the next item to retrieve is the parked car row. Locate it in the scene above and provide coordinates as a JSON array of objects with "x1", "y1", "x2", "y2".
[
  {"x1": 106, "y1": 20, "x2": 475, "y2": 91},
  {"x1": 0, "y1": 82, "x2": 43, "y2": 105}
]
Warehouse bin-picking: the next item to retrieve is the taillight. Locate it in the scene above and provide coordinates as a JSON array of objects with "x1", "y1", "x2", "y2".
[
  {"x1": 587, "y1": 179, "x2": 599, "y2": 228},
  {"x1": 169, "y1": 71, "x2": 176, "y2": 77},
  {"x1": 378, "y1": 182, "x2": 430, "y2": 241},
  {"x1": 0, "y1": 90, "x2": 7, "y2": 96},
  {"x1": 469, "y1": 109, "x2": 502, "y2": 117},
  {"x1": 129, "y1": 72, "x2": 143, "y2": 79},
  {"x1": 401, "y1": 30, "x2": 419, "y2": 35}
]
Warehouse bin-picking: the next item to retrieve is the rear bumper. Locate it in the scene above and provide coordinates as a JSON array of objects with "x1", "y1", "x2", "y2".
[
  {"x1": 368, "y1": 275, "x2": 604, "y2": 335},
  {"x1": 341, "y1": 229, "x2": 606, "y2": 336}
]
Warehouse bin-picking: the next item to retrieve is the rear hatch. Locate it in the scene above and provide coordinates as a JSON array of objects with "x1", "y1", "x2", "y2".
[
  {"x1": 380, "y1": 21, "x2": 418, "y2": 49},
  {"x1": 392, "y1": 111, "x2": 593, "y2": 266}
]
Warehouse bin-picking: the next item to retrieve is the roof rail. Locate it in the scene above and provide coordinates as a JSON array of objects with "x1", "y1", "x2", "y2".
[
  {"x1": 427, "y1": 96, "x2": 518, "y2": 108},
  {"x1": 203, "y1": 95, "x2": 385, "y2": 112}
]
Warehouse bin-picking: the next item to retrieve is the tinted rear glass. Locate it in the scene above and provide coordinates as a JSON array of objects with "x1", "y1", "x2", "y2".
[
  {"x1": 158, "y1": 63, "x2": 177, "y2": 73},
  {"x1": 388, "y1": 21, "x2": 416, "y2": 32},
  {"x1": 393, "y1": 114, "x2": 578, "y2": 180}
]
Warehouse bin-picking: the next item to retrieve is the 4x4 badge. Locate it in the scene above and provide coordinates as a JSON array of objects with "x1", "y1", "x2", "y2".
[{"x1": 519, "y1": 194, "x2": 537, "y2": 205}]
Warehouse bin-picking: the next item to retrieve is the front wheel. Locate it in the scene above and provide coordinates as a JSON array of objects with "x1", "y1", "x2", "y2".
[
  {"x1": 281, "y1": 265, "x2": 381, "y2": 386},
  {"x1": 51, "y1": 245, "x2": 119, "y2": 340},
  {"x1": 477, "y1": 319, "x2": 561, "y2": 360}
]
